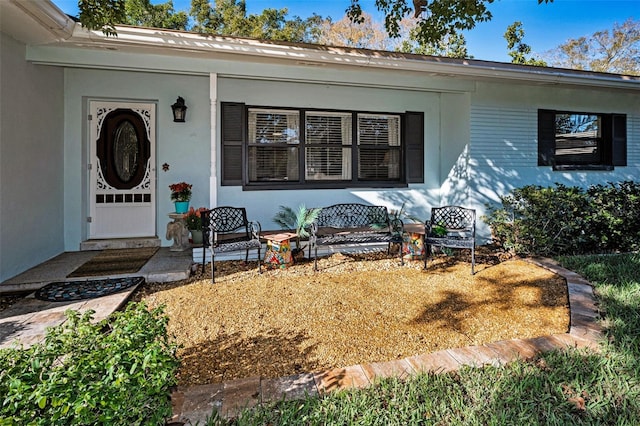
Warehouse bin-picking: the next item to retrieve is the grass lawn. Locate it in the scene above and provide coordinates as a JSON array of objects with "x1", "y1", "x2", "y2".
[{"x1": 207, "y1": 253, "x2": 640, "y2": 425}]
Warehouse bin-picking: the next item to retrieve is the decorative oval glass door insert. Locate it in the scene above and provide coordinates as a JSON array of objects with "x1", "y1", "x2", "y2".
[
  {"x1": 113, "y1": 120, "x2": 138, "y2": 182},
  {"x1": 97, "y1": 109, "x2": 150, "y2": 189}
]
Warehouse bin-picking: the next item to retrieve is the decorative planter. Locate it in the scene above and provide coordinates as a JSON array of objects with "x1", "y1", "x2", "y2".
[
  {"x1": 402, "y1": 231, "x2": 425, "y2": 260},
  {"x1": 264, "y1": 232, "x2": 296, "y2": 269},
  {"x1": 174, "y1": 201, "x2": 189, "y2": 213},
  {"x1": 190, "y1": 229, "x2": 203, "y2": 245}
]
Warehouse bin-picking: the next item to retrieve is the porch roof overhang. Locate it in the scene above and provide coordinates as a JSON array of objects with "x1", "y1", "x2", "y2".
[
  {"x1": 0, "y1": 0, "x2": 75, "y2": 45},
  {"x1": 9, "y1": 0, "x2": 640, "y2": 92}
]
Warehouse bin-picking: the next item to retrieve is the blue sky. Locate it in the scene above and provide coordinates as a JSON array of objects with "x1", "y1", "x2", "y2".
[{"x1": 52, "y1": 0, "x2": 637, "y2": 62}]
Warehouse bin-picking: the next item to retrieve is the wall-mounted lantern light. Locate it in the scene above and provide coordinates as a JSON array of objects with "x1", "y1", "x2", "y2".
[{"x1": 171, "y1": 96, "x2": 188, "y2": 122}]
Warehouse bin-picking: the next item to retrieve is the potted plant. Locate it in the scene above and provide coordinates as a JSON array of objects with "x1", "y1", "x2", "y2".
[
  {"x1": 169, "y1": 181, "x2": 192, "y2": 213},
  {"x1": 273, "y1": 204, "x2": 320, "y2": 259},
  {"x1": 183, "y1": 207, "x2": 207, "y2": 244}
]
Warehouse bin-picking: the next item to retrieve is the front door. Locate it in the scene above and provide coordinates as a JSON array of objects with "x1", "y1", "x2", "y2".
[{"x1": 88, "y1": 101, "x2": 156, "y2": 239}]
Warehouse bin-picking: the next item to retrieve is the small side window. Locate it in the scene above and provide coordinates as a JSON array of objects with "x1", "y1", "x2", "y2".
[{"x1": 538, "y1": 109, "x2": 626, "y2": 170}]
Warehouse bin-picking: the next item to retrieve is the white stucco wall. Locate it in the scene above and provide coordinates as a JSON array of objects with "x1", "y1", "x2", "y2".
[
  {"x1": 216, "y1": 76, "x2": 455, "y2": 230},
  {"x1": 0, "y1": 33, "x2": 65, "y2": 282},
  {"x1": 60, "y1": 57, "x2": 473, "y2": 248},
  {"x1": 53, "y1": 46, "x2": 640, "y2": 250},
  {"x1": 63, "y1": 68, "x2": 210, "y2": 250}
]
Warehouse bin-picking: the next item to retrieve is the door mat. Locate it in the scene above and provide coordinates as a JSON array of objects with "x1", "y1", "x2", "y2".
[
  {"x1": 67, "y1": 247, "x2": 159, "y2": 278},
  {"x1": 35, "y1": 276, "x2": 145, "y2": 302}
]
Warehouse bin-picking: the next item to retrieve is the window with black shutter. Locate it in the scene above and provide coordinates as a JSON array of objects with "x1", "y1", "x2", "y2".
[
  {"x1": 404, "y1": 111, "x2": 424, "y2": 183},
  {"x1": 221, "y1": 102, "x2": 245, "y2": 185},
  {"x1": 538, "y1": 109, "x2": 627, "y2": 170},
  {"x1": 220, "y1": 102, "x2": 424, "y2": 188}
]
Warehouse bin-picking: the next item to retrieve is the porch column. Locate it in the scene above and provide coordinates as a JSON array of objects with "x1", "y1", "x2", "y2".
[{"x1": 209, "y1": 72, "x2": 218, "y2": 208}]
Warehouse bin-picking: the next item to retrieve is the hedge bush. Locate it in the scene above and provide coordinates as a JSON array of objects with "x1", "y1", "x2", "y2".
[
  {"x1": 0, "y1": 302, "x2": 179, "y2": 425},
  {"x1": 483, "y1": 181, "x2": 640, "y2": 256}
]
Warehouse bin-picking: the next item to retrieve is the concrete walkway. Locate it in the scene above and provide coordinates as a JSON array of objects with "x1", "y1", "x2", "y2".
[
  {"x1": 1, "y1": 253, "x2": 604, "y2": 424},
  {"x1": 0, "y1": 247, "x2": 192, "y2": 350}
]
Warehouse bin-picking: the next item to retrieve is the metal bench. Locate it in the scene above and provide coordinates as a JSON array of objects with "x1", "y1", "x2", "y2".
[
  {"x1": 424, "y1": 205, "x2": 476, "y2": 274},
  {"x1": 201, "y1": 206, "x2": 262, "y2": 283},
  {"x1": 309, "y1": 203, "x2": 404, "y2": 271}
]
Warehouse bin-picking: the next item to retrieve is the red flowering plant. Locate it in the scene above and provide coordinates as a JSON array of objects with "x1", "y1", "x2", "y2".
[
  {"x1": 183, "y1": 207, "x2": 207, "y2": 230},
  {"x1": 169, "y1": 182, "x2": 192, "y2": 202}
]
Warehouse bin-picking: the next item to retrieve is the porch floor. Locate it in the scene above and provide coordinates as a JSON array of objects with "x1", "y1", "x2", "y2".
[
  {"x1": 0, "y1": 247, "x2": 192, "y2": 350},
  {"x1": 1, "y1": 247, "x2": 192, "y2": 294}
]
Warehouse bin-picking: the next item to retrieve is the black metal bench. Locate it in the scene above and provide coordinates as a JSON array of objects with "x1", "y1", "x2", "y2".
[
  {"x1": 424, "y1": 205, "x2": 476, "y2": 274},
  {"x1": 201, "y1": 206, "x2": 262, "y2": 283},
  {"x1": 309, "y1": 203, "x2": 404, "y2": 271}
]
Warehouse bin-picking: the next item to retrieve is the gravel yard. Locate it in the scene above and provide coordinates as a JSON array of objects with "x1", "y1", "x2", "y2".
[{"x1": 133, "y1": 249, "x2": 569, "y2": 387}]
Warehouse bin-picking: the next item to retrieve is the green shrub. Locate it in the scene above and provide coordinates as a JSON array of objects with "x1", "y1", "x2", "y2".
[
  {"x1": 483, "y1": 181, "x2": 640, "y2": 256},
  {"x1": 588, "y1": 181, "x2": 640, "y2": 252},
  {"x1": 0, "y1": 302, "x2": 179, "y2": 425}
]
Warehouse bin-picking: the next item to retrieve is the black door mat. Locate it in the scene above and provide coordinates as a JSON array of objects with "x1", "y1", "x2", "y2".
[
  {"x1": 35, "y1": 276, "x2": 145, "y2": 302},
  {"x1": 67, "y1": 247, "x2": 159, "y2": 278}
]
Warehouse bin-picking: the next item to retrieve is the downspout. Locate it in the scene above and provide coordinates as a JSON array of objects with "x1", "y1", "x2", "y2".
[{"x1": 209, "y1": 73, "x2": 218, "y2": 208}]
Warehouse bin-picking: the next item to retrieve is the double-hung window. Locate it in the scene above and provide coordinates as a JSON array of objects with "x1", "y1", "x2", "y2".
[
  {"x1": 538, "y1": 109, "x2": 627, "y2": 170},
  {"x1": 221, "y1": 102, "x2": 424, "y2": 188},
  {"x1": 247, "y1": 109, "x2": 300, "y2": 182},
  {"x1": 305, "y1": 112, "x2": 352, "y2": 181},
  {"x1": 357, "y1": 114, "x2": 401, "y2": 180}
]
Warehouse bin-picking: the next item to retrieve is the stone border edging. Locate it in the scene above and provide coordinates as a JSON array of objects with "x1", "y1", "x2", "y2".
[{"x1": 170, "y1": 257, "x2": 604, "y2": 423}]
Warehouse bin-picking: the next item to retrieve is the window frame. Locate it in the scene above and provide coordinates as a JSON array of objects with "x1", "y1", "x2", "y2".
[
  {"x1": 538, "y1": 109, "x2": 627, "y2": 171},
  {"x1": 241, "y1": 106, "x2": 410, "y2": 190},
  {"x1": 247, "y1": 108, "x2": 301, "y2": 183}
]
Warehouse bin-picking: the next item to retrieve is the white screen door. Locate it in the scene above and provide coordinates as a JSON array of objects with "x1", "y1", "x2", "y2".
[{"x1": 88, "y1": 101, "x2": 156, "y2": 238}]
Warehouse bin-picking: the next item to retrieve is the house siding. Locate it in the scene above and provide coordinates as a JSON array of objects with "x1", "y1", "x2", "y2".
[
  {"x1": 0, "y1": 33, "x2": 65, "y2": 282},
  {"x1": 466, "y1": 82, "x2": 640, "y2": 240},
  {"x1": 470, "y1": 106, "x2": 537, "y2": 169}
]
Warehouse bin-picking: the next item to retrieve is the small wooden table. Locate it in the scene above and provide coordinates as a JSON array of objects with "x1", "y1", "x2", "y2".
[
  {"x1": 402, "y1": 223, "x2": 426, "y2": 260},
  {"x1": 263, "y1": 232, "x2": 297, "y2": 269}
]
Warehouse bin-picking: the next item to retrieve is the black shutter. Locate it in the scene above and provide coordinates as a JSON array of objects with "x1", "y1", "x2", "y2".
[
  {"x1": 221, "y1": 102, "x2": 245, "y2": 185},
  {"x1": 612, "y1": 114, "x2": 627, "y2": 166},
  {"x1": 404, "y1": 111, "x2": 424, "y2": 183},
  {"x1": 538, "y1": 109, "x2": 555, "y2": 166}
]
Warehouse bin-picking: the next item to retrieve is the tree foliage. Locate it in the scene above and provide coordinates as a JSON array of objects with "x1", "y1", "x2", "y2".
[
  {"x1": 400, "y1": 29, "x2": 470, "y2": 58},
  {"x1": 504, "y1": 21, "x2": 547, "y2": 66},
  {"x1": 79, "y1": 0, "x2": 127, "y2": 36},
  {"x1": 191, "y1": 0, "x2": 324, "y2": 42},
  {"x1": 80, "y1": 0, "x2": 553, "y2": 50},
  {"x1": 348, "y1": 0, "x2": 499, "y2": 46},
  {"x1": 79, "y1": 0, "x2": 324, "y2": 43},
  {"x1": 317, "y1": 12, "x2": 392, "y2": 50},
  {"x1": 547, "y1": 18, "x2": 640, "y2": 75},
  {"x1": 124, "y1": 0, "x2": 188, "y2": 30},
  {"x1": 347, "y1": 0, "x2": 492, "y2": 45}
]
